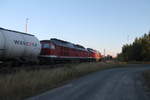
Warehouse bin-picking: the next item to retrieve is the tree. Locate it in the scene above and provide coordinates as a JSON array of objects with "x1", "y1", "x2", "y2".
[{"x1": 118, "y1": 33, "x2": 150, "y2": 61}]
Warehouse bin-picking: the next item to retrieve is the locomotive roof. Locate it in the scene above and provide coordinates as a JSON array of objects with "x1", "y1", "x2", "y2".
[
  {"x1": 40, "y1": 40, "x2": 51, "y2": 42},
  {"x1": 74, "y1": 44, "x2": 87, "y2": 51},
  {"x1": 51, "y1": 38, "x2": 69, "y2": 44},
  {"x1": 74, "y1": 44, "x2": 85, "y2": 49},
  {"x1": 0, "y1": 27, "x2": 34, "y2": 36},
  {"x1": 51, "y1": 38, "x2": 75, "y2": 49},
  {"x1": 42, "y1": 38, "x2": 87, "y2": 51},
  {"x1": 87, "y1": 48, "x2": 97, "y2": 53}
]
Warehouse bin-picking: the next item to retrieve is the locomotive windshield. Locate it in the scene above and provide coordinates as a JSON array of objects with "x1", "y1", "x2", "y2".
[
  {"x1": 42, "y1": 43, "x2": 49, "y2": 49},
  {"x1": 42, "y1": 43, "x2": 55, "y2": 49}
]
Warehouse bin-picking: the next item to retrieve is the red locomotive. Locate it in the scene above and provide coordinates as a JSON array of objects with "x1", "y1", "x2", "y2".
[{"x1": 40, "y1": 38, "x2": 102, "y2": 63}]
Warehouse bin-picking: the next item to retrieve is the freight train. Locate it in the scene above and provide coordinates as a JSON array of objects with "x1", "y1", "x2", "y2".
[{"x1": 0, "y1": 27, "x2": 102, "y2": 66}]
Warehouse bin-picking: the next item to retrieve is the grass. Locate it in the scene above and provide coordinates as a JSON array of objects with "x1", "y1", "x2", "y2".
[{"x1": 0, "y1": 62, "x2": 123, "y2": 100}]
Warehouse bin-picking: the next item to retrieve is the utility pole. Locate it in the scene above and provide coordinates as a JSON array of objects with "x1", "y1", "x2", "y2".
[
  {"x1": 104, "y1": 49, "x2": 106, "y2": 57},
  {"x1": 127, "y1": 35, "x2": 129, "y2": 43},
  {"x1": 103, "y1": 49, "x2": 106, "y2": 61},
  {"x1": 25, "y1": 18, "x2": 29, "y2": 33}
]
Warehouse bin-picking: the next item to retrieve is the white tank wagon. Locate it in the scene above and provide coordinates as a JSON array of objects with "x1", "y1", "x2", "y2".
[{"x1": 0, "y1": 27, "x2": 41, "y2": 65}]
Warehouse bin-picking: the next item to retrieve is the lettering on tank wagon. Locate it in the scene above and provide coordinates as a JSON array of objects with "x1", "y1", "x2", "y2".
[{"x1": 14, "y1": 40, "x2": 37, "y2": 47}]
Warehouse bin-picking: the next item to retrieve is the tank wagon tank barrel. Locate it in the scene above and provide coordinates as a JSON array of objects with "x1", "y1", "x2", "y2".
[{"x1": 0, "y1": 27, "x2": 41, "y2": 66}]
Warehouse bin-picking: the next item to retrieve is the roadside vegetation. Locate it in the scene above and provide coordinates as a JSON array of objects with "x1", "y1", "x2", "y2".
[
  {"x1": 117, "y1": 32, "x2": 150, "y2": 62},
  {"x1": 0, "y1": 62, "x2": 123, "y2": 100},
  {"x1": 117, "y1": 32, "x2": 150, "y2": 95}
]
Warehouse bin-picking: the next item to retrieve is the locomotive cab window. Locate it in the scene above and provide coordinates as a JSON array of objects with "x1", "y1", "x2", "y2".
[
  {"x1": 42, "y1": 43, "x2": 49, "y2": 49},
  {"x1": 42, "y1": 43, "x2": 55, "y2": 49}
]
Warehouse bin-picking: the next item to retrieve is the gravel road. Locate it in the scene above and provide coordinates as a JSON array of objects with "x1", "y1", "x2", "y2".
[{"x1": 27, "y1": 64, "x2": 150, "y2": 100}]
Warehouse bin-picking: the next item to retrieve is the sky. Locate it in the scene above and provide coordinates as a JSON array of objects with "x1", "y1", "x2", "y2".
[{"x1": 0, "y1": 0, "x2": 150, "y2": 57}]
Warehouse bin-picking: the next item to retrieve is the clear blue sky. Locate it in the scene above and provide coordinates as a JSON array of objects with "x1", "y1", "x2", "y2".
[{"x1": 0, "y1": 0, "x2": 150, "y2": 56}]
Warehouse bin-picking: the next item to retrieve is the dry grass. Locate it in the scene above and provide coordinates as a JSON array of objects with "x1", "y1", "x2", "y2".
[{"x1": 0, "y1": 62, "x2": 122, "y2": 100}]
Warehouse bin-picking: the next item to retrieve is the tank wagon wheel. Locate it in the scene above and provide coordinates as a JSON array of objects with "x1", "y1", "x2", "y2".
[{"x1": 2, "y1": 61, "x2": 18, "y2": 67}]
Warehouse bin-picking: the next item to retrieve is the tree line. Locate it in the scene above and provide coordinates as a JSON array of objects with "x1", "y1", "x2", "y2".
[{"x1": 117, "y1": 32, "x2": 150, "y2": 61}]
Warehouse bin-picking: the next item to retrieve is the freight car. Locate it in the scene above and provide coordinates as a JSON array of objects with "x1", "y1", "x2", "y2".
[
  {"x1": 0, "y1": 27, "x2": 102, "y2": 66},
  {"x1": 39, "y1": 38, "x2": 102, "y2": 63},
  {"x1": 0, "y1": 27, "x2": 41, "y2": 66}
]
